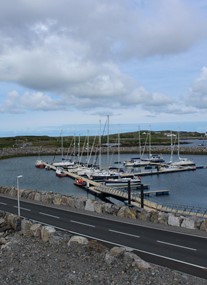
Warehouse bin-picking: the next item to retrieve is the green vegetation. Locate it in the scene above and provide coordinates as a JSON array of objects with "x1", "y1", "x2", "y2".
[{"x1": 0, "y1": 130, "x2": 205, "y2": 149}]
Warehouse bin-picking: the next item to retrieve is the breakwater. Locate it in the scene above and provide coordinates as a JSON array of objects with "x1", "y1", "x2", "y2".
[
  {"x1": 0, "y1": 186, "x2": 206, "y2": 231},
  {"x1": 0, "y1": 144, "x2": 207, "y2": 159}
]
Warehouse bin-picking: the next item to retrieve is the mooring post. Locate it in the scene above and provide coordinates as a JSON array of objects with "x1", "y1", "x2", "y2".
[
  {"x1": 128, "y1": 180, "x2": 131, "y2": 205},
  {"x1": 141, "y1": 183, "x2": 144, "y2": 208}
]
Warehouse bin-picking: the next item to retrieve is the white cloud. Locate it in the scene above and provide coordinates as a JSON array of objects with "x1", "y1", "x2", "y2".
[
  {"x1": 188, "y1": 66, "x2": 207, "y2": 108},
  {"x1": 0, "y1": 0, "x2": 207, "y2": 132},
  {"x1": 0, "y1": 91, "x2": 64, "y2": 113}
]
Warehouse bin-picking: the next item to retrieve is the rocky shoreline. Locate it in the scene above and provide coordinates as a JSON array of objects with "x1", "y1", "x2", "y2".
[{"x1": 0, "y1": 144, "x2": 207, "y2": 159}]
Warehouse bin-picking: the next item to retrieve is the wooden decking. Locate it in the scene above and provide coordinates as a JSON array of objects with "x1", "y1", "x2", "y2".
[{"x1": 42, "y1": 161, "x2": 169, "y2": 205}]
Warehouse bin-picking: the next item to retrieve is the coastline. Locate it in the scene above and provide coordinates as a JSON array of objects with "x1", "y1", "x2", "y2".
[{"x1": 0, "y1": 144, "x2": 206, "y2": 160}]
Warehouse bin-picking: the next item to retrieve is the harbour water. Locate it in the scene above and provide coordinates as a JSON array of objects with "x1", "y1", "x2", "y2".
[{"x1": 0, "y1": 153, "x2": 206, "y2": 211}]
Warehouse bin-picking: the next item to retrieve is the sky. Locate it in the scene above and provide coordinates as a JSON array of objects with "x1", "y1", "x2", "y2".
[{"x1": 0, "y1": 0, "x2": 207, "y2": 136}]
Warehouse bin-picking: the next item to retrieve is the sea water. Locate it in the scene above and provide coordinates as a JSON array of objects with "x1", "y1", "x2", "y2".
[{"x1": 0, "y1": 153, "x2": 206, "y2": 211}]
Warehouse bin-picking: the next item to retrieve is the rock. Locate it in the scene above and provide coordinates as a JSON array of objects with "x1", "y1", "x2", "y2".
[
  {"x1": 106, "y1": 245, "x2": 126, "y2": 265},
  {"x1": 42, "y1": 193, "x2": 54, "y2": 204},
  {"x1": 132, "y1": 257, "x2": 151, "y2": 270},
  {"x1": 41, "y1": 226, "x2": 56, "y2": 242},
  {"x1": 181, "y1": 217, "x2": 195, "y2": 229},
  {"x1": 93, "y1": 201, "x2": 104, "y2": 214},
  {"x1": 124, "y1": 251, "x2": 151, "y2": 270},
  {"x1": 53, "y1": 194, "x2": 62, "y2": 205},
  {"x1": 103, "y1": 203, "x2": 114, "y2": 215},
  {"x1": 8, "y1": 188, "x2": 17, "y2": 197},
  {"x1": 0, "y1": 237, "x2": 7, "y2": 245},
  {"x1": 150, "y1": 211, "x2": 159, "y2": 223},
  {"x1": 200, "y1": 220, "x2": 207, "y2": 231},
  {"x1": 117, "y1": 206, "x2": 137, "y2": 219},
  {"x1": 34, "y1": 192, "x2": 41, "y2": 201},
  {"x1": 30, "y1": 223, "x2": 42, "y2": 238},
  {"x1": 21, "y1": 219, "x2": 33, "y2": 236},
  {"x1": 61, "y1": 196, "x2": 75, "y2": 207},
  {"x1": 0, "y1": 217, "x2": 6, "y2": 226},
  {"x1": 137, "y1": 209, "x2": 151, "y2": 221},
  {"x1": 109, "y1": 246, "x2": 126, "y2": 257},
  {"x1": 85, "y1": 199, "x2": 95, "y2": 211},
  {"x1": 6, "y1": 214, "x2": 21, "y2": 231},
  {"x1": 157, "y1": 211, "x2": 169, "y2": 225},
  {"x1": 68, "y1": 235, "x2": 88, "y2": 246},
  {"x1": 87, "y1": 239, "x2": 108, "y2": 253},
  {"x1": 168, "y1": 214, "x2": 182, "y2": 227},
  {"x1": 74, "y1": 197, "x2": 86, "y2": 209}
]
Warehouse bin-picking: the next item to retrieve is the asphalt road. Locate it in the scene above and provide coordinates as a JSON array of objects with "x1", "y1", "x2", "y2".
[{"x1": 0, "y1": 195, "x2": 207, "y2": 279}]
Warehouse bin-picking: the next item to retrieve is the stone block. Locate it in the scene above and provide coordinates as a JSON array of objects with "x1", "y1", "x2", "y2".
[
  {"x1": 41, "y1": 225, "x2": 56, "y2": 242},
  {"x1": 68, "y1": 235, "x2": 88, "y2": 246},
  {"x1": 168, "y1": 214, "x2": 182, "y2": 227}
]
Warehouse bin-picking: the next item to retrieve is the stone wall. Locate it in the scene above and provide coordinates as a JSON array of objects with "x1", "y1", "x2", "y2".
[{"x1": 0, "y1": 186, "x2": 206, "y2": 232}]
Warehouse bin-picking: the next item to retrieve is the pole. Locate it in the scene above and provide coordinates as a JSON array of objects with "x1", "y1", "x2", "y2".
[
  {"x1": 17, "y1": 175, "x2": 23, "y2": 216},
  {"x1": 141, "y1": 183, "x2": 144, "y2": 208},
  {"x1": 128, "y1": 180, "x2": 131, "y2": 205}
]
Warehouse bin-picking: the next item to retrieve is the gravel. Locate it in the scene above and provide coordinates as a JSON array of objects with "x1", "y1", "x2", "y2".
[{"x1": 0, "y1": 231, "x2": 206, "y2": 285}]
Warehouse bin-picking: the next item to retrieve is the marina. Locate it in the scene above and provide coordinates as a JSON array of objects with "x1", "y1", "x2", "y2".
[
  {"x1": 33, "y1": 153, "x2": 206, "y2": 212},
  {"x1": 0, "y1": 151, "x2": 206, "y2": 213}
]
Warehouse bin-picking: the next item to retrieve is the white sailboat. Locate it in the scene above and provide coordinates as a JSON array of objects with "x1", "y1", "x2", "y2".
[{"x1": 170, "y1": 132, "x2": 196, "y2": 168}]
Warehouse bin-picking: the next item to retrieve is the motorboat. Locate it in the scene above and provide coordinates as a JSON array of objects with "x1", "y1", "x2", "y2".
[
  {"x1": 35, "y1": 160, "x2": 45, "y2": 168},
  {"x1": 74, "y1": 178, "x2": 87, "y2": 187},
  {"x1": 56, "y1": 167, "x2": 68, "y2": 177},
  {"x1": 52, "y1": 160, "x2": 75, "y2": 168},
  {"x1": 104, "y1": 176, "x2": 141, "y2": 187},
  {"x1": 123, "y1": 158, "x2": 150, "y2": 167}
]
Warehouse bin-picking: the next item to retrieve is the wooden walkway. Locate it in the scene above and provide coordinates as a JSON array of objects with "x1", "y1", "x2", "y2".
[
  {"x1": 42, "y1": 161, "x2": 170, "y2": 205},
  {"x1": 43, "y1": 162, "x2": 142, "y2": 203}
]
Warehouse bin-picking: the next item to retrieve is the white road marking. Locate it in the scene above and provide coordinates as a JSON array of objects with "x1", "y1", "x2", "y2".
[
  {"x1": 109, "y1": 229, "x2": 140, "y2": 238},
  {"x1": 39, "y1": 212, "x2": 60, "y2": 219},
  {"x1": 70, "y1": 220, "x2": 95, "y2": 228},
  {"x1": 25, "y1": 219, "x2": 206, "y2": 271},
  {"x1": 0, "y1": 202, "x2": 7, "y2": 205},
  {"x1": 157, "y1": 240, "x2": 197, "y2": 251},
  {"x1": 14, "y1": 206, "x2": 31, "y2": 211}
]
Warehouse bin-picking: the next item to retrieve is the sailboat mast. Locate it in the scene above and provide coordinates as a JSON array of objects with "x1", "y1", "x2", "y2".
[
  {"x1": 107, "y1": 115, "x2": 110, "y2": 166},
  {"x1": 170, "y1": 131, "x2": 173, "y2": 163},
  {"x1": 138, "y1": 126, "x2": 141, "y2": 158},
  {"x1": 99, "y1": 120, "x2": 102, "y2": 169},
  {"x1": 177, "y1": 131, "x2": 180, "y2": 159}
]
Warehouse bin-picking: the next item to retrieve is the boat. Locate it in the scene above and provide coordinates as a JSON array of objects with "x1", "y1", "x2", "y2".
[
  {"x1": 170, "y1": 158, "x2": 196, "y2": 167},
  {"x1": 52, "y1": 160, "x2": 75, "y2": 168},
  {"x1": 104, "y1": 176, "x2": 141, "y2": 187},
  {"x1": 148, "y1": 154, "x2": 165, "y2": 163},
  {"x1": 56, "y1": 167, "x2": 68, "y2": 177},
  {"x1": 168, "y1": 131, "x2": 196, "y2": 168},
  {"x1": 35, "y1": 160, "x2": 45, "y2": 168},
  {"x1": 123, "y1": 158, "x2": 150, "y2": 167},
  {"x1": 88, "y1": 170, "x2": 120, "y2": 181},
  {"x1": 74, "y1": 178, "x2": 87, "y2": 187}
]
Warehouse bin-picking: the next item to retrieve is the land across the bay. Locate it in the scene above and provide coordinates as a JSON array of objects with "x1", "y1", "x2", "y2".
[{"x1": 0, "y1": 144, "x2": 206, "y2": 159}]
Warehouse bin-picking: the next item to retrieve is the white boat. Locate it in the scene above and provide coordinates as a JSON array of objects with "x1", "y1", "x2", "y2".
[
  {"x1": 148, "y1": 154, "x2": 165, "y2": 163},
  {"x1": 104, "y1": 176, "x2": 141, "y2": 187},
  {"x1": 168, "y1": 131, "x2": 196, "y2": 168},
  {"x1": 35, "y1": 159, "x2": 45, "y2": 168},
  {"x1": 123, "y1": 158, "x2": 150, "y2": 167},
  {"x1": 170, "y1": 157, "x2": 196, "y2": 167},
  {"x1": 56, "y1": 167, "x2": 68, "y2": 177},
  {"x1": 87, "y1": 169, "x2": 120, "y2": 181},
  {"x1": 52, "y1": 160, "x2": 75, "y2": 168}
]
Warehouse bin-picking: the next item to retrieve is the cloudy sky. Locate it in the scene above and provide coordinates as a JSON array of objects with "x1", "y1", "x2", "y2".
[{"x1": 0, "y1": 0, "x2": 207, "y2": 136}]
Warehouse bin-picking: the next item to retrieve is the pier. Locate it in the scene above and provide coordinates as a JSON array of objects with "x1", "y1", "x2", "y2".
[{"x1": 41, "y1": 161, "x2": 170, "y2": 205}]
